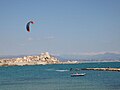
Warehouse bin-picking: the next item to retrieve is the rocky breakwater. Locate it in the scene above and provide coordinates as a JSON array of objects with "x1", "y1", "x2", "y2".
[
  {"x1": 0, "y1": 52, "x2": 61, "y2": 66},
  {"x1": 82, "y1": 68, "x2": 120, "y2": 72}
]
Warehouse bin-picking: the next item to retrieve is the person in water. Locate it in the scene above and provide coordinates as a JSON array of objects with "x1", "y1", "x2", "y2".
[{"x1": 70, "y1": 68, "x2": 73, "y2": 71}]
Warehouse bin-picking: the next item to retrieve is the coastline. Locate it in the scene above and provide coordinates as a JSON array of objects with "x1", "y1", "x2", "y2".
[{"x1": 0, "y1": 52, "x2": 120, "y2": 67}]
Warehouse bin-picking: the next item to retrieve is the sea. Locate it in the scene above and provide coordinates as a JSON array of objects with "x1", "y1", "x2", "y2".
[{"x1": 0, "y1": 62, "x2": 120, "y2": 90}]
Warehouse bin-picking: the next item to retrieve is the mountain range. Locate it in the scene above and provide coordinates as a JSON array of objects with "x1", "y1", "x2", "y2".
[
  {"x1": 57, "y1": 52, "x2": 120, "y2": 61},
  {"x1": 1, "y1": 52, "x2": 120, "y2": 62}
]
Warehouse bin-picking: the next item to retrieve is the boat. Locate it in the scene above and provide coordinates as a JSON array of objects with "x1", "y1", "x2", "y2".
[{"x1": 71, "y1": 73, "x2": 86, "y2": 77}]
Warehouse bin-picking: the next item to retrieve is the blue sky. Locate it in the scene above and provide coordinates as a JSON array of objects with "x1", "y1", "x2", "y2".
[{"x1": 0, "y1": 0, "x2": 120, "y2": 55}]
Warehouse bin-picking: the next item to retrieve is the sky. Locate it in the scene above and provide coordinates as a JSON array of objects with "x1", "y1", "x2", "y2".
[{"x1": 0, "y1": 0, "x2": 120, "y2": 56}]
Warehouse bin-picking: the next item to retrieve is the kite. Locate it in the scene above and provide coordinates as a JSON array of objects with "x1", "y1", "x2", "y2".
[{"x1": 26, "y1": 21, "x2": 34, "y2": 32}]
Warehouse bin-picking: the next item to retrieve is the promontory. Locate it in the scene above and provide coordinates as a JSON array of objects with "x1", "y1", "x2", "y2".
[{"x1": 0, "y1": 52, "x2": 79, "y2": 66}]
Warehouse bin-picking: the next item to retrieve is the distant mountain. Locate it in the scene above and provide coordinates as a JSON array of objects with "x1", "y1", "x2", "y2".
[
  {"x1": 0, "y1": 55, "x2": 28, "y2": 59},
  {"x1": 57, "y1": 52, "x2": 120, "y2": 61},
  {"x1": 91, "y1": 52, "x2": 120, "y2": 60},
  {"x1": 1, "y1": 52, "x2": 120, "y2": 62}
]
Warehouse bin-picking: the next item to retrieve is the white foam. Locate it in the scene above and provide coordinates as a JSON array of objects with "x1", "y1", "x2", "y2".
[{"x1": 55, "y1": 70, "x2": 69, "y2": 72}]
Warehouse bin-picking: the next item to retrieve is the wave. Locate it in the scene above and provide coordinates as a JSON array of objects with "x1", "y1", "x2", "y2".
[
  {"x1": 55, "y1": 69, "x2": 69, "y2": 72},
  {"x1": 45, "y1": 68, "x2": 69, "y2": 72},
  {"x1": 45, "y1": 68, "x2": 55, "y2": 71}
]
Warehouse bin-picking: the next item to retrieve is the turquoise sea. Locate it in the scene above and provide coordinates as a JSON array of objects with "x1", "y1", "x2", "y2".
[{"x1": 0, "y1": 62, "x2": 120, "y2": 90}]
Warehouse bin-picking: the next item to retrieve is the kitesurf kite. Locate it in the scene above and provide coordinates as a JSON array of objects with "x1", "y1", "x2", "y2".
[{"x1": 26, "y1": 21, "x2": 34, "y2": 32}]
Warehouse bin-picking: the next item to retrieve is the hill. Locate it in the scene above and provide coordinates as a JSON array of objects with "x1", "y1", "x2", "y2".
[{"x1": 57, "y1": 52, "x2": 120, "y2": 62}]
